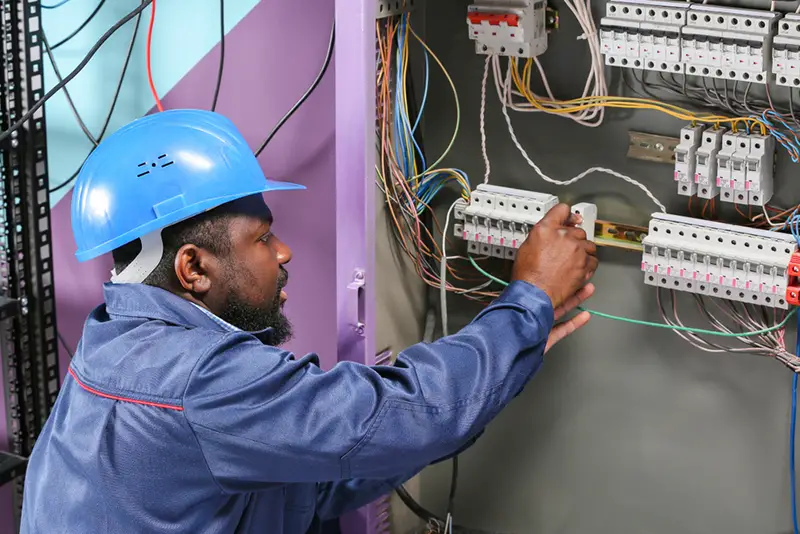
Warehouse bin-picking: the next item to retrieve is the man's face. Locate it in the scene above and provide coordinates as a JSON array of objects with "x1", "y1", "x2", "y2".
[{"x1": 212, "y1": 196, "x2": 293, "y2": 344}]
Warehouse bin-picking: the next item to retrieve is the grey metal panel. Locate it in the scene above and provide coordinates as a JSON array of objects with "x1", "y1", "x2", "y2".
[{"x1": 404, "y1": 1, "x2": 799, "y2": 532}]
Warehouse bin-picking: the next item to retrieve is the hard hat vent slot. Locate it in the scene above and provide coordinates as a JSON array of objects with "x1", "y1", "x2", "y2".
[{"x1": 136, "y1": 154, "x2": 174, "y2": 177}]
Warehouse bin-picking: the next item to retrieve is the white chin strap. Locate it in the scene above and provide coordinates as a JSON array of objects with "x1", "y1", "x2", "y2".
[{"x1": 110, "y1": 231, "x2": 164, "y2": 284}]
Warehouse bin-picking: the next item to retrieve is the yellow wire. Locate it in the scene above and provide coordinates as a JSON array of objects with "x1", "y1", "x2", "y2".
[
  {"x1": 408, "y1": 23, "x2": 461, "y2": 177},
  {"x1": 510, "y1": 59, "x2": 766, "y2": 135}
]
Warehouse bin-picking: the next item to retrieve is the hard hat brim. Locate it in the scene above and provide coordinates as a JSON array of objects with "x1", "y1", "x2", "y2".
[{"x1": 75, "y1": 180, "x2": 305, "y2": 262}]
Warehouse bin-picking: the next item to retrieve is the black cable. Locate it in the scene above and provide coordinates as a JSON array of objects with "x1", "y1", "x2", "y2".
[
  {"x1": 211, "y1": 0, "x2": 225, "y2": 112},
  {"x1": 41, "y1": 31, "x2": 98, "y2": 146},
  {"x1": 254, "y1": 21, "x2": 335, "y2": 157},
  {"x1": 51, "y1": 0, "x2": 107, "y2": 50},
  {"x1": 48, "y1": 3, "x2": 143, "y2": 193},
  {"x1": 447, "y1": 456, "x2": 458, "y2": 517},
  {"x1": 57, "y1": 331, "x2": 74, "y2": 359},
  {"x1": 0, "y1": 0, "x2": 153, "y2": 145}
]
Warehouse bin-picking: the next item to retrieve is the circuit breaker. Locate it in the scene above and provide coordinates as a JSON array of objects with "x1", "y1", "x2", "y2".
[
  {"x1": 715, "y1": 131, "x2": 774, "y2": 206},
  {"x1": 600, "y1": 0, "x2": 688, "y2": 74},
  {"x1": 454, "y1": 185, "x2": 597, "y2": 260},
  {"x1": 467, "y1": 0, "x2": 548, "y2": 58},
  {"x1": 641, "y1": 213, "x2": 797, "y2": 308},
  {"x1": 772, "y1": 13, "x2": 800, "y2": 87},
  {"x1": 675, "y1": 124, "x2": 705, "y2": 198},
  {"x1": 682, "y1": 5, "x2": 779, "y2": 84}
]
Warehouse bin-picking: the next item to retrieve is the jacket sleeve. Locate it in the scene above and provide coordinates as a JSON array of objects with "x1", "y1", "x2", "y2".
[{"x1": 183, "y1": 281, "x2": 553, "y2": 492}]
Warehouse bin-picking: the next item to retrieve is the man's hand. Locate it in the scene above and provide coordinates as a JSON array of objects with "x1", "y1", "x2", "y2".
[
  {"x1": 511, "y1": 203, "x2": 598, "y2": 309},
  {"x1": 545, "y1": 283, "x2": 595, "y2": 353}
]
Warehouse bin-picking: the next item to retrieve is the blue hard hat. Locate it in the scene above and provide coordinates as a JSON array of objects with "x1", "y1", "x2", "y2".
[{"x1": 71, "y1": 109, "x2": 305, "y2": 262}]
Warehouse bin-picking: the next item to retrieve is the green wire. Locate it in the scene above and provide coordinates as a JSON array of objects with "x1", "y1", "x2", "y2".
[{"x1": 467, "y1": 256, "x2": 795, "y2": 337}]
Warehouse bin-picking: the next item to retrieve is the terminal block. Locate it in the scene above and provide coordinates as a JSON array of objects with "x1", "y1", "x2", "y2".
[
  {"x1": 772, "y1": 13, "x2": 800, "y2": 87},
  {"x1": 468, "y1": 1, "x2": 548, "y2": 58},
  {"x1": 682, "y1": 5, "x2": 779, "y2": 84},
  {"x1": 377, "y1": 0, "x2": 418, "y2": 18},
  {"x1": 453, "y1": 185, "x2": 596, "y2": 260},
  {"x1": 600, "y1": 0, "x2": 688, "y2": 73},
  {"x1": 641, "y1": 213, "x2": 797, "y2": 308}
]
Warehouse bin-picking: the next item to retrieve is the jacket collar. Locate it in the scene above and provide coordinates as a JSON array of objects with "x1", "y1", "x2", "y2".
[{"x1": 102, "y1": 283, "x2": 276, "y2": 344}]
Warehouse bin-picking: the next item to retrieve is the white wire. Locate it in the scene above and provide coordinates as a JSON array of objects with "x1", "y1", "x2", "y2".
[
  {"x1": 440, "y1": 200, "x2": 459, "y2": 337},
  {"x1": 490, "y1": 0, "x2": 608, "y2": 127},
  {"x1": 480, "y1": 56, "x2": 492, "y2": 184},
  {"x1": 498, "y1": 67, "x2": 668, "y2": 213}
]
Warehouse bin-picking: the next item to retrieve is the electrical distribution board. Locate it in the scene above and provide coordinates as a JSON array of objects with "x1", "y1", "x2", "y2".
[
  {"x1": 467, "y1": 0, "x2": 549, "y2": 58},
  {"x1": 674, "y1": 124, "x2": 775, "y2": 205},
  {"x1": 641, "y1": 213, "x2": 797, "y2": 308},
  {"x1": 453, "y1": 184, "x2": 597, "y2": 260},
  {"x1": 601, "y1": 0, "x2": 781, "y2": 83}
]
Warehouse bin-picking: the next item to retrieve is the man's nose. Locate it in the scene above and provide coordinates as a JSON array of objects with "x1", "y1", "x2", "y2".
[{"x1": 271, "y1": 235, "x2": 292, "y2": 265}]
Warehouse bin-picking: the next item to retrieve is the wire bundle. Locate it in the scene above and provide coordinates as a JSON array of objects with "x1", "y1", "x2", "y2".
[{"x1": 376, "y1": 14, "x2": 500, "y2": 301}]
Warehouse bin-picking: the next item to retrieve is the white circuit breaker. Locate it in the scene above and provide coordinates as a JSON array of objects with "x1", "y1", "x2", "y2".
[
  {"x1": 453, "y1": 185, "x2": 597, "y2": 260},
  {"x1": 674, "y1": 124, "x2": 705, "y2": 198},
  {"x1": 682, "y1": 5, "x2": 779, "y2": 85},
  {"x1": 772, "y1": 13, "x2": 800, "y2": 87},
  {"x1": 467, "y1": 0, "x2": 548, "y2": 58},
  {"x1": 715, "y1": 131, "x2": 774, "y2": 206},
  {"x1": 641, "y1": 213, "x2": 797, "y2": 308},
  {"x1": 600, "y1": 0, "x2": 688, "y2": 74},
  {"x1": 695, "y1": 127, "x2": 726, "y2": 200}
]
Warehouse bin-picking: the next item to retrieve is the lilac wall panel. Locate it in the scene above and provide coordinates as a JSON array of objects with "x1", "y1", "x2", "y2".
[{"x1": 2, "y1": 1, "x2": 339, "y2": 531}]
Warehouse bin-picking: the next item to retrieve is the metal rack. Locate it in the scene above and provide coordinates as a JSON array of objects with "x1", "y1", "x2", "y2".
[{"x1": 0, "y1": 0, "x2": 61, "y2": 525}]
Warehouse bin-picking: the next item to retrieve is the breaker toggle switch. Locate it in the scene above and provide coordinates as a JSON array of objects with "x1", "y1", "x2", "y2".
[{"x1": 468, "y1": 12, "x2": 520, "y2": 27}]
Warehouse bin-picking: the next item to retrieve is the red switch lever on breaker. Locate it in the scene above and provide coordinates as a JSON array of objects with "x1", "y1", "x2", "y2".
[
  {"x1": 467, "y1": 12, "x2": 520, "y2": 27},
  {"x1": 786, "y1": 253, "x2": 800, "y2": 306}
]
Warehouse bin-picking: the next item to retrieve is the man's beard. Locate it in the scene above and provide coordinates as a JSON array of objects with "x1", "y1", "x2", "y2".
[{"x1": 218, "y1": 267, "x2": 293, "y2": 345}]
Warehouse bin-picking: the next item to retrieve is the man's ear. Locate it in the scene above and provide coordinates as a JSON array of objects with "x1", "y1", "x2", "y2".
[{"x1": 174, "y1": 244, "x2": 213, "y2": 295}]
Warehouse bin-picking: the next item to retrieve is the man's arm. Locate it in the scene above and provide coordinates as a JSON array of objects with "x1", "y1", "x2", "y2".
[{"x1": 182, "y1": 205, "x2": 597, "y2": 492}]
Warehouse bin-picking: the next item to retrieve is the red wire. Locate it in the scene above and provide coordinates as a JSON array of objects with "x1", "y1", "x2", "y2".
[{"x1": 146, "y1": 0, "x2": 164, "y2": 112}]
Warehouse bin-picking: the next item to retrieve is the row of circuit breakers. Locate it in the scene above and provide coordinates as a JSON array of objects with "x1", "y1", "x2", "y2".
[
  {"x1": 455, "y1": 185, "x2": 800, "y2": 309},
  {"x1": 600, "y1": 0, "x2": 800, "y2": 88},
  {"x1": 460, "y1": 0, "x2": 800, "y2": 88}
]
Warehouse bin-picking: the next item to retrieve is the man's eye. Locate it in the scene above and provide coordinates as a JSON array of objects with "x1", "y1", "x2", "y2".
[{"x1": 260, "y1": 232, "x2": 273, "y2": 243}]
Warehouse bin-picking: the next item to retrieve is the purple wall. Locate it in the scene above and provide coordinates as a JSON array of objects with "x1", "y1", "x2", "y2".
[
  {"x1": 52, "y1": 0, "x2": 338, "y2": 368},
  {"x1": 2, "y1": 0, "x2": 339, "y2": 530}
]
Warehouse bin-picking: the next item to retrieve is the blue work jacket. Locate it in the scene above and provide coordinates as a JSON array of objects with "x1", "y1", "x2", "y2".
[{"x1": 21, "y1": 280, "x2": 553, "y2": 533}]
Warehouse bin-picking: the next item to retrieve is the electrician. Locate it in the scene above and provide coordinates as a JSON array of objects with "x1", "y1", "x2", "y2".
[{"x1": 21, "y1": 109, "x2": 597, "y2": 534}]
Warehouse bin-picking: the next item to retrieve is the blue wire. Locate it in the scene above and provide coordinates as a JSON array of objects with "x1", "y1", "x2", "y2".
[
  {"x1": 792, "y1": 355, "x2": 799, "y2": 534},
  {"x1": 411, "y1": 50, "x2": 429, "y2": 134},
  {"x1": 41, "y1": 0, "x2": 72, "y2": 8}
]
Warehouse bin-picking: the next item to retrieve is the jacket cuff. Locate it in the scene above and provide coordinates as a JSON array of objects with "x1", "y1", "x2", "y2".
[{"x1": 495, "y1": 280, "x2": 555, "y2": 330}]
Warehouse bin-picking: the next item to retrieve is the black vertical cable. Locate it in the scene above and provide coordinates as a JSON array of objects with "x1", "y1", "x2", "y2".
[{"x1": 211, "y1": 0, "x2": 225, "y2": 111}]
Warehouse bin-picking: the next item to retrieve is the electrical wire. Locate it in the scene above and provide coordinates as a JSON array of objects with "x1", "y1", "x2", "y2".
[
  {"x1": 41, "y1": 0, "x2": 72, "y2": 8},
  {"x1": 50, "y1": 0, "x2": 107, "y2": 50},
  {"x1": 48, "y1": 2, "x2": 144, "y2": 193},
  {"x1": 0, "y1": 0, "x2": 153, "y2": 144},
  {"x1": 254, "y1": 21, "x2": 335, "y2": 157},
  {"x1": 145, "y1": 0, "x2": 163, "y2": 112},
  {"x1": 792, "y1": 342, "x2": 799, "y2": 534},
  {"x1": 211, "y1": 0, "x2": 225, "y2": 112},
  {"x1": 467, "y1": 255, "x2": 794, "y2": 337}
]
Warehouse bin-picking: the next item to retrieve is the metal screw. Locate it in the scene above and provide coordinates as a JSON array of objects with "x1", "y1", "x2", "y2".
[
  {"x1": 355, "y1": 271, "x2": 365, "y2": 281},
  {"x1": 20, "y1": 297, "x2": 27, "y2": 306},
  {"x1": 355, "y1": 324, "x2": 365, "y2": 336},
  {"x1": 655, "y1": 143, "x2": 664, "y2": 152}
]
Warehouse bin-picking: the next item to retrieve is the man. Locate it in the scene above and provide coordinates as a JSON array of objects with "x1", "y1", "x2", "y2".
[{"x1": 21, "y1": 110, "x2": 597, "y2": 533}]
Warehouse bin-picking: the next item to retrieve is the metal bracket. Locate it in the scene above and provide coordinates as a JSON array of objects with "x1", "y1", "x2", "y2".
[
  {"x1": 377, "y1": 0, "x2": 418, "y2": 19},
  {"x1": 347, "y1": 270, "x2": 366, "y2": 336},
  {"x1": 627, "y1": 131, "x2": 679, "y2": 164}
]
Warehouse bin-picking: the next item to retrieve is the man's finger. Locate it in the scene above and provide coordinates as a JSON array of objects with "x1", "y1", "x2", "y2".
[
  {"x1": 553, "y1": 283, "x2": 595, "y2": 320},
  {"x1": 545, "y1": 311, "x2": 591, "y2": 353},
  {"x1": 540, "y1": 203, "x2": 572, "y2": 227}
]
